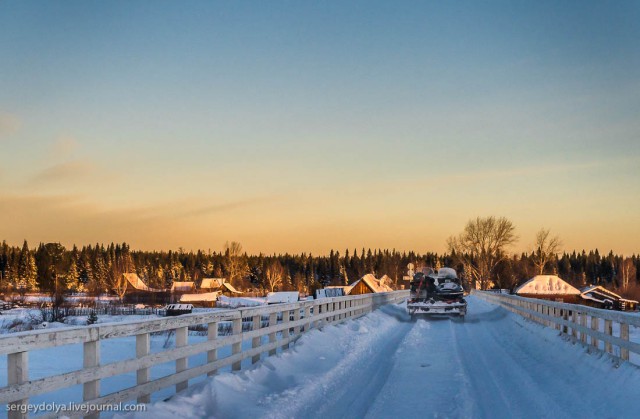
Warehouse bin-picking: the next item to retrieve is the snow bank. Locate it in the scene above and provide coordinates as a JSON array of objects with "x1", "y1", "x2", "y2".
[
  {"x1": 215, "y1": 296, "x2": 266, "y2": 308},
  {"x1": 119, "y1": 303, "x2": 409, "y2": 419}
]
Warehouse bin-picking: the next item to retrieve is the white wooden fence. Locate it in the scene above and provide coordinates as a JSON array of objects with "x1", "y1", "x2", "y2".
[
  {"x1": 474, "y1": 290, "x2": 640, "y2": 365},
  {"x1": 1, "y1": 291, "x2": 408, "y2": 418}
]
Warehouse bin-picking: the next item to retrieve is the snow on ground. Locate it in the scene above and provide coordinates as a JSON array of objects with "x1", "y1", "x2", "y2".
[
  {"x1": 0, "y1": 308, "x2": 165, "y2": 334},
  {"x1": 120, "y1": 296, "x2": 640, "y2": 419}
]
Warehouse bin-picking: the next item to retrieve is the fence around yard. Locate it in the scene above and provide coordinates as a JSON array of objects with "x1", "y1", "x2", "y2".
[
  {"x1": 0, "y1": 291, "x2": 408, "y2": 418},
  {"x1": 474, "y1": 290, "x2": 640, "y2": 365}
]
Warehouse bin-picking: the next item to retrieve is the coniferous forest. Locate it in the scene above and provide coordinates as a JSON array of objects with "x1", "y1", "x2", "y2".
[{"x1": 1, "y1": 239, "x2": 639, "y2": 300}]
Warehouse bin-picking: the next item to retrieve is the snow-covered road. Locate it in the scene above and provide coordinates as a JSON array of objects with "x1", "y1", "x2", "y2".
[{"x1": 123, "y1": 297, "x2": 640, "y2": 419}]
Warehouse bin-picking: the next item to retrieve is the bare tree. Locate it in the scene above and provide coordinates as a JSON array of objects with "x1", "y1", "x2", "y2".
[
  {"x1": 532, "y1": 228, "x2": 562, "y2": 275},
  {"x1": 113, "y1": 274, "x2": 128, "y2": 302},
  {"x1": 224, "y1": 241, "x2": 248, "y2": 289},
  {"x1": 265, "y1": 261, "x2": 284, "y2": 292},
  {"x1": 447, "y1": 216, "x2": 517, "y2": 290},
  {"x1": 619, "y1": 258, "x2": 637, "y2": 291}
]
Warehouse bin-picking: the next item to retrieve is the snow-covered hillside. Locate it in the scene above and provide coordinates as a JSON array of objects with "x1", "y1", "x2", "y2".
[{"x1": 119, "y1": 296, "x2": 640, "y2": 419}]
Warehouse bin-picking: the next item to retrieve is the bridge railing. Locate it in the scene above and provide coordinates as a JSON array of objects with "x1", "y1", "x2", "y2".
[
  {"x1": 474, "y1": 290, "x2": 640, "y2": 365},
  {"x1": 0, "y1": 291, "x2": 408, "y2": 419}
]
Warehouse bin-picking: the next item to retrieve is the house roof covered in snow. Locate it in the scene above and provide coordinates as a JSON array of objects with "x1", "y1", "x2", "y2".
[
  {"x1": 122, "y1": 273, "x2": 165, "y2": 292},
  {"x1": 579, "y1": 286, "x2": 638, "y2": 305},
  {"x1": 200, "y1": 278, "x2": 225, "y2": 289},
  {"x1": 515, "y1": 275, "x2": 580, "y2": 296},
  {"x1": 349, "y1": 274, "x2": 394, "y2": 293},
  {"x1": 221, "y1": 282, "x2": 242, "y2": 294},
  {"x1": 171, "y1": 281, "x2": 195, "y2": 292},
  {"x1": 179, "y1": 292, "x2": 219, "y2": 302}
]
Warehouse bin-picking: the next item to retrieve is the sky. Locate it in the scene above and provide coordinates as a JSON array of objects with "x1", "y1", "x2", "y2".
[{"x1": 0, "y1": 1, "x2": 639, "y2": 255}]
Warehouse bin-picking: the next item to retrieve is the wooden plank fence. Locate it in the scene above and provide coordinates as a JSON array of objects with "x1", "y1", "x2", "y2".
[
  {"x1": 474, "y1": 290, "x2": 640, "y2": 365},
  {"x1": 1, "y1": 291, "x2": 408, "y2": 418}
]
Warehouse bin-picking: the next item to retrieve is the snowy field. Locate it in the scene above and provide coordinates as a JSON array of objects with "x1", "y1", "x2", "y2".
[{"x1": 117, "y1": 296, "x2": 640, "y2": 419}]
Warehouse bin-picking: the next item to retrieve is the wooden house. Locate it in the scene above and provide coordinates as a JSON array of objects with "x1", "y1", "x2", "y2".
[
  {"x1": 179, "y1": 292, "x2": 219, "y2": 308},
  {"x1": 514, "y1": 275, "x2": 580, "y2": 303},
  {"x1": 121, "y1": 273, "x2": 168, "y2": 305},
  {"x1": 219, "y1": 282, "x2": 242, "y2": 296},
  {"x1": 580, "y1": 285, "x2": 638, "y2": 311},
  {"x1": 348, "y1": 274, "x2": 394, "y2": 295},
  {"x1": 199, "y1": 278, "x2": 242, "y2": 296},
  {"x1": 200, "y1": 278, "x2": 225, "y2": 291},
  {"x1": 170, "y1": 281, "x2": 196, "y2": 303}
]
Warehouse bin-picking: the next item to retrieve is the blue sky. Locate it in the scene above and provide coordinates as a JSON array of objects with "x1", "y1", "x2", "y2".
[{"x1": 1, "y1": 1, "x2": 639, "y2": 254}]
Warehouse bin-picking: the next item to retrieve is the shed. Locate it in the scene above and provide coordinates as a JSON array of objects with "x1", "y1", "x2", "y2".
[
  {"x1": 515, "y1": 275, "x2": 580, "y2": 303},
  {"x1": 580, "y1": 286, "x2": 638, "y2": 311}
]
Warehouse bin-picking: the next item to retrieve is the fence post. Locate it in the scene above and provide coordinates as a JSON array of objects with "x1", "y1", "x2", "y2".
[
  {"x1": 580, "y1": 312, "x2": 587, "y2": 344},
  {"x1": 293, "y1": 306, "x2": 301, "y2": 335},
  {"x1": 590, "y1": 317, "x2": 599, "y2": 349},
  {"x1": 83, "y1": 340, "x2": 100, "y2": 419},
  {"x1": 232, "y1": 317, "x2": 242, "y2": 371},
  {"x1": 562, "y1": 310, "x2": 569, "y2": 334},
  {"x1": 268, "y1": 312, "x2": 278, "y2": 356},
  {"x1": 136, "y1": 333, "x2": 150, "y2": 403},
  {"x1": 604, "y1": 319, "x2": 613, "y2": 354},
  {"x1": 7, "y1": 351, "x2": 28, "y2": 419},
  {"x1": 571, "y1": 311, "x2": 578, "y2": 339},
  {"x1": 207, "y1": 321, "x2": 218, "y2": 377},
  {"x1": 304, "y1": 304, "x2": 312, "y2": 332},
  {"x1": 175, "y1": 326, "x2": 188, "y2": 392},
  {"x1": 252, "y1": 314, "x2": 261, "y2": 364},
  {"x1": 620, "y1": 323, "x2": 630, "y2": 361},
  {"x1": 281, "y1": 309, "x2": 291, "y2": 350}
]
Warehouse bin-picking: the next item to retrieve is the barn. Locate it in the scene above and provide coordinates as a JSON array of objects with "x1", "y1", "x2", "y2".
[{"x1": 514, "y1": 275, "x2": 580, "y2": 303}]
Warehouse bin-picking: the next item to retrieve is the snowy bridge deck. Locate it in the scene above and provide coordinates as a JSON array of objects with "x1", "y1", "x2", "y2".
[{"x1": 1, "y1": 291, "x2": 640, "y2": 418}]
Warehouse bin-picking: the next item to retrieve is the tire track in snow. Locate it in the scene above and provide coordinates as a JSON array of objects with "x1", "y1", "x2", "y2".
[
  {"x1": 365, "y1": 316, "x2": 471, "y2": 419},
  {"x1": 260, "y1": 304, "x2": 415, "y2": 419}
]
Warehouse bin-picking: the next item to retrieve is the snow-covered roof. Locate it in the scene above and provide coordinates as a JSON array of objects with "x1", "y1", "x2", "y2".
[
  {"x1": 515, "y1": 275, "x2": 580, "y2": 295},
  {"x1": 170, "y1": 281, "x2": 195, "y2": 292},
  {"x1": 123, "y1": 273, "x2": 164, "y2": 292},
  {"x1": 266, "y1": 292, "x2": 299, "y2": 304},
  {"x1": 580, "y1": 285, "x2": 621, "y2": 299},
  {"x1": 179, "y1": 292, "x2": 219, "y2": 302},
  {"x1": 349, "y1": 274, "x2": 394, "y2": 294},
  {"x1": 221, "y1": 282, "x2": 242, "y2": 294},
  {"x1": 200, "y1": 278, "x2": 225, "y2": 289}
]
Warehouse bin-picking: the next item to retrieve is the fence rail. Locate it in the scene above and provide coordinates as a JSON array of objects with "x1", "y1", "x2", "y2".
[
  {"x1": 474, "y1": 290, "x2": 640, "y2": 365},
  {"x1": 1, "y1": 291, "x2": 408, "y2": 418}
]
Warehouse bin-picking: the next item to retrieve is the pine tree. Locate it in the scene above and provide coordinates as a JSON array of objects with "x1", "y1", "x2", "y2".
[{"x1": 18, "y1": 240, "x2": 38, "y2": 291}]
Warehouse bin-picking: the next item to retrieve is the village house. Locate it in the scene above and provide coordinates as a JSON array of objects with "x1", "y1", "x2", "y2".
[
  {"x1": 348, "y1": 274, "x2": 394, "y2": 295},
  {"x1": 514, "y1": 275, "x2": 581, "y2": 303},
  {"x1": 120, "y1": 273, "x2": 168, "y2": 305},
  {"x1": 580, "y1": 285, "x2": 638, "y2": 311}
]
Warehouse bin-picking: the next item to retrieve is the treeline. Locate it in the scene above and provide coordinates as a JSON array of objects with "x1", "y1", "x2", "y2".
[{"x1": 0, "y1": 240, "x2": 639, "y2": 298}]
